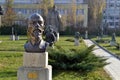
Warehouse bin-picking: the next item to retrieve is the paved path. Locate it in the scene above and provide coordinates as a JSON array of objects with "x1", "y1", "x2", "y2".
[{"x1": 84, "y1": 39, "x2": 120, "y2": 80}]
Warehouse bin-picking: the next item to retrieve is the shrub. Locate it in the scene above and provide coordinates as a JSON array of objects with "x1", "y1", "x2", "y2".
[
  {"x1": 65, "y1": 38, "x2": 83, "y2": 43},
  {"x1": 60, "y1": 26, "x2": 75, "y2": 35},
  {"x1": 0, "y1": 24, "x2": 27, "y2": 35},
  {"x1": 95, "y1": 39, "x2": 110, "y2": 43},
  {"x1": 48, "y1": 45, "x2": 107, "y2": 72}
]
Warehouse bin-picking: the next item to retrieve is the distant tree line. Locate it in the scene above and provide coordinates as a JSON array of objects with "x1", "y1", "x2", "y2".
[{"x1": 2, "y1": 0, "x2": 120, "y2": 36}]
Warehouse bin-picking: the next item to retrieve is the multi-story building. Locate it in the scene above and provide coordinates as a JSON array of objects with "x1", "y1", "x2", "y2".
[
  {"x1": 103, "y1": 0, "x2": 120, "y2": 28},
  {"x1": 0, "y1": 0, "x2": 88, "y2": 27}
]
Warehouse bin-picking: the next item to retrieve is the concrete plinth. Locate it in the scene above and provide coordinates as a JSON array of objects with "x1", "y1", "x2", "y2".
[
  {"x1": 10, "y1": 35, "x2": 15, "y2": 41},
  {"x1": 110, "y1": 41, "x2": 117, "y2": 46},
  {"x1": 57, "y1": 33, "x2": 59, "y2": 41},
  {"x1": 15, "y1": 36, "x2": 19, "y2": 40},
  {"x1": 18, "y1": 65, "x2": 52, "y2": 80},
  {"x1": 74, "y1": 38, "x2": 79, "y2": 46},
  {"x1": 23, "y1": 52, "x2": 48, "y2": 67}
]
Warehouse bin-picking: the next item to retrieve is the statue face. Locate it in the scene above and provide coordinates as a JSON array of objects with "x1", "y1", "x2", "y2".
[{"x1": 28, "y1": 13, "x2": 44, "y2": 43}]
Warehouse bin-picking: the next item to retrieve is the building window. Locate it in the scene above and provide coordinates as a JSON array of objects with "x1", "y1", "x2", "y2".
[
  {"x1": 109, "y1": 16, "x2": 114, "y2": 20},
  {"x1": 103, "y1": 16, "x2": 106, "y2": 19},
  {"x1": 116, "y1": 17, "x2": 120, "y2": 20},
  {"x1": 116, "y1": 22, "x2": 119, "y2": 25},
  {"x1": 116, "y1": 3, "x2": 120, "y2": 7},
  {"x1": 109, "y1": 22, "x2": 114, "y2": 26},
  {"x1": 76, "y1": 9, "x2": 84, "y2": 15},
  {"x1": 109, "y1": 3, "x2": 114, "y2": 7}
]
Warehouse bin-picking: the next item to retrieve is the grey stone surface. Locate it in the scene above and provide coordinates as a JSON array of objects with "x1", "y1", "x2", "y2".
[
  {"x1": 10, "y1": 35, "x2": 15, "y2": 41},
  {"x1": 74, "y1": 32, "x2": 80, "y2": 46},
  {"x1": 18, "y1": 65, "x2": 52, "y2": 80},
  {"x1": 84, "y1": 39, "x2": 120, "y2": 80},
  {"x1": 23, "y1": 52, "x2": 48, "y2": 67},
  {"x1": 15, "y1": 36, "x2": 19, "y2": 40},
  {"x1": 110, "y1": 33, "x2": 117, "y2": 46},
  {"x1": 110, "y1": 41, "x2": 117, "y2": 46},
  {"x1": 74, "y1": 38, "x2": 79, "y2": 46},
  {"x1": 85, "y1": 31, "x2": 88, "y2": 39},
  {"x1": 111, "y1": 33, "x2": 116, "y2": 42},
  {"x1": 56, "y1": 33, "x2": 59, "y2": 41}
]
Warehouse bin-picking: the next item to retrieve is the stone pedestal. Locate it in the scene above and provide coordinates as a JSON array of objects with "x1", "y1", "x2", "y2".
[
  {"x1": 18, "y1": 52, "x2": 52, "y2": 80},
  {"x1": 15, "y1": 36, "x2": 19, "y2": 40},
  {"x1": 10, "y1": 35, "x2": 15, "y2": 41},
  {"x1": 85, "y1": 34, "x2": 88, "y2": 39},
  {"x1": 18, "y1": 66, "x2": 52, "y2": 80},
  {"x1": 57, "y1": 32, "x2": 59, "y2": 41},
  {"x1": 23, "y1": 52, "x2": 48, "y2": 67},
  {"x1": 85, "y1": 31, "x2": 88, "y2": 39},
  {"x1": 110, "y1": 41, "x2": 117, "y2": 46},
  {"x1": 97, "y1": 36, "x2": 101, "y2": 41},
  {"x1": 74, "y1": 38, "x2": 79, "y2": 46}
]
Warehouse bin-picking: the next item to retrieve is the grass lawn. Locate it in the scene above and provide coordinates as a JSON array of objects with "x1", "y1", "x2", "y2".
[
  {"x1": 92, "y1": 36, "x2": 120, "y2": 56},
  {"x1": 0, "y1": 35, "x2": 111, "y2": 80}
]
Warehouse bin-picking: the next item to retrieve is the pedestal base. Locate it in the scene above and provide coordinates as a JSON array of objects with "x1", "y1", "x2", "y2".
[
  {"x1": 10, "y1": 35, "x2": 15, "y2": 41},
  {"x1": 18, "y1": 65, "x2": 52, "y2": 80},
  {"x1": 57, "y1": 33, "x2": 59, "y2": 41},
  {"x1": 110, "y1": 41, "x2": 117, "y2": 46},
  {"x1": 74, "y1": 38, "x2": 79, "y2": 46},
  {"x1": 15, "y1": 36, "x2": 19, "y2": 40},
  {"x1": 23, "y1": 52, "x2": 48, "y2": 67}
]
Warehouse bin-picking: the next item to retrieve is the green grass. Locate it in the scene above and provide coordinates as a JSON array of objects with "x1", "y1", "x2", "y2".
[
  {"x1": 0, "y1": 35, "x2": 111, "y2": 80},
  {"x1": 93, "y1": 36, "x2": 120, "y2": 56}
]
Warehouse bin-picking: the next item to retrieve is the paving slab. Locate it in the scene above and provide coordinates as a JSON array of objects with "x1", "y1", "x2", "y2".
[{"x1": 84, "y1": 39, "x2": 120, "y2": 80}]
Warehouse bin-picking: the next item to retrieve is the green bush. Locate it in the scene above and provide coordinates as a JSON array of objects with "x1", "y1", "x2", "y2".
[
  {"x1": 95, "y1": 39, "x2": 110, "y2": 43},
  {"x1": 49, "y1": 45, "x2": 107, "y2": 72},
  {"x1": 0, "y1": 25, "x2": 27, "y2": 35},
  {"x1": 65, "y1": 38, "x2": 83, "y2": 43},
  {"x1": 65, "y1": 38, "x2": 74, "y2": 42},
  {"x1": 60, "y1": 26, "x2": 75, "y2": 35}
]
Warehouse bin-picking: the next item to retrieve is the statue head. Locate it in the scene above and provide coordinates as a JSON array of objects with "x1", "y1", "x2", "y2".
[
  {"x1": 27, "y1": 13, "x2": 44, "y2": 45},
  {"x1": 74, "y1": 32, "x2": 80, "y2": 39},
  {"x1": 25, "y1": 13, "x2": 49, "y2": 52}
]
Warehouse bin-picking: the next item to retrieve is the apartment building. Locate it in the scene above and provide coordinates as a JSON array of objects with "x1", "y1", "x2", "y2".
[
  {"x1": 0, "y1": 0, "x2": 88, "y2": 27},
  {"x1": 103, "y1": 0, "x2": 120, "y2": 28}
]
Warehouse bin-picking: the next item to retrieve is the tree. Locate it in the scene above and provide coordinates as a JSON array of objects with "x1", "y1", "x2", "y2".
[
  {"x1": 67, "y1": 0, "x2": 76, "y2": 28},
  {"x1": 40, "y1": 0, "x2": 54, "y2": 25},
  {"x1": 87, "y1": 0, "x2": 106, "y2": 34},
  {"x1": 2, "y1": 0, "x2": 17, "y2": 26}
]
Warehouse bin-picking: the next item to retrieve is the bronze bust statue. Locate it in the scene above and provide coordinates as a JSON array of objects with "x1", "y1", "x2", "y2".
[
  {"x1": 24, "y1": 13, "x2": 48, "y2": 53},
  {"x1": 45, "y1": 27, "x2": 56, "y2": 47}
]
